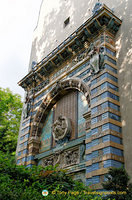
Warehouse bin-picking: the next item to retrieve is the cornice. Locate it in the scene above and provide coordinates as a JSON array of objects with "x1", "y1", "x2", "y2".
[{"x1": 18, "y1": 4, "x2": 122, "y2": 91}]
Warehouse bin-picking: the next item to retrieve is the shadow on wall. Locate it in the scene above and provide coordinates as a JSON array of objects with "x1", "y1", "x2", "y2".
[
  {"x1": 30, "y1": 0, "x2": 132, "y2": 104},
  {"x1": 111, "y1": 0, "x2": 132, "y2": 177},
  {"x1": 115, "y1": 0, "x2": 132, "y2": 128},
  {"x1": 30, "y1": 0, "x2": 132, "y2": 140},
  {"x1": 29, "y1": 0, "x2": 97, "y2": 67},
  {"x1": 28, "y1": 0, "x2": 132, "y2": 177}
]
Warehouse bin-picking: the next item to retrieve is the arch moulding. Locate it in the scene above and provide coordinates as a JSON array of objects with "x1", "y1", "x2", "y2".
[{"x1": 28, "y1": 78, "x2": 91, "y2": 154}]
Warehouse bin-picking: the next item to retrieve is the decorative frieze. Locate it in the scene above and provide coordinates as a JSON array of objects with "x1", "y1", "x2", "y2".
[
  {"x1": 18, "y1": 5, "x2": 122, "y2": 92},
  {"x1": 41, "y1": 148, "x2": 79, "y2": 168}
]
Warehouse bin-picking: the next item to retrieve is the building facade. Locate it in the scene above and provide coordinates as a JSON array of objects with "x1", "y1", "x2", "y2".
[{"x1": 16, "y1": 0, "x2": 132, "y2": 189}]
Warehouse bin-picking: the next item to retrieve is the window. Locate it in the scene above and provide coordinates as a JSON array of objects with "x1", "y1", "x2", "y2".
[
  {"x1": 64, "y1": 17, "x2": 70, "y2": 27},
  {"x1": 22, "y1": 119, "x2": 30, "y2": 127}
]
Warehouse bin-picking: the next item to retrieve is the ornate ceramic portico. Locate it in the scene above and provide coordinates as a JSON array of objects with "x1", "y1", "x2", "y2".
[{"x1": 17, "y1": 4, "x2": 123, "y2": 188}]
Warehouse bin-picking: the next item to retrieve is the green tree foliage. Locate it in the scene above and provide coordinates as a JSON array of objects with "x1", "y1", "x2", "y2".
[
  {"x1": 102, "y1": 167, "x2": 132, "y2": 200},
  {"x1": 0, "y1": 87, "x2": 22, "y2": 154},
  {"x1": 0, "y1": 151, "x2": 104, "y2": 200}
]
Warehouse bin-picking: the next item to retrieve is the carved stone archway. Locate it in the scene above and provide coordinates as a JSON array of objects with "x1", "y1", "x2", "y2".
[
  {"x1": 31, "y1": 78, "x2": 90, "y2": 138},
  {"x1": 28, "y1": 78, "x2": 90, "y2": 155}
]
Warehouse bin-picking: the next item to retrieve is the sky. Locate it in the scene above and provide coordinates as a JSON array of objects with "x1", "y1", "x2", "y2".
[{"x1": 0, "y1": 0, "x2": 42, "y2": 101}]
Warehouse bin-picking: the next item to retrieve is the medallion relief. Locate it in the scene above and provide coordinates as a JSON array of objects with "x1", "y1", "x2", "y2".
[{"x1": 52, "y1": 115, "x2": 71, "y2": 143}]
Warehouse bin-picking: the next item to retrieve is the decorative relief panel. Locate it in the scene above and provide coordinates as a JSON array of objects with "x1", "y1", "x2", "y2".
[
  {"x1": 78, "y1": 92, "x2": 89, "y2": 137},
  {"x1": 41, "y1": 148, "x2": 79, "y2": 168},
  {"x1": 54, "y1": 91, "x2": 77, "y2": 142},
  {"x1": 39, "y1": 110, "x2": 53, "y2": 153},
  {"x1": 52, "y1": 115, "x2": 71, "y2": 144}
]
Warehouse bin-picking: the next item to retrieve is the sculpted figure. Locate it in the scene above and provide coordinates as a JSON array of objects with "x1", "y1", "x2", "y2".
[
  {"x1": 65, "y1": 151, "x2": 72, "y2": 165},
  {"x1": 23, "y1": 93, "x2": 31, "y2": 119},
  {"x1": 52, "y1": 115, "x2": 71, "y2": 142},
  {"x1": 53, "y1": 115, "x2": 66, "y2": 138},
  {"x1": 72, "y1": 151, "x2": 79, "y2": 164},
  {"x1": 88, "y1": 44, "x2": 104, "y2": 74}
]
